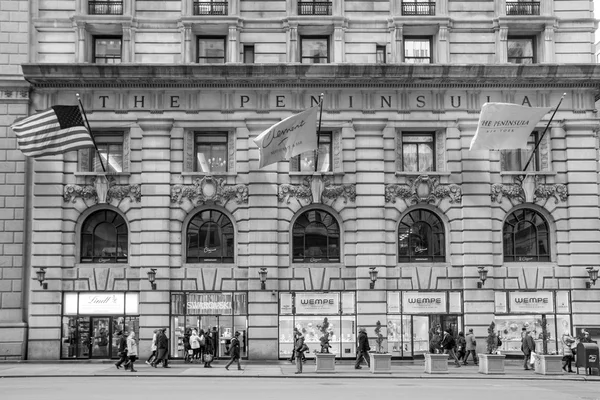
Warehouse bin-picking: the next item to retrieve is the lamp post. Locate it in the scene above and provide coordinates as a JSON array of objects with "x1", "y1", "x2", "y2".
[
  {"x1": 477, "y1": 266, "x2": 488, "y2": 288},
  {"x1": 36, "y1": 268, "x2": 47, "y2": 290},
  {"x1": 147, "y1": 268, "x2": 157, "y2": 290},
  {"x1": 586, "y1": 267, "x2": 598, "y2": 288},
  {"x1": 369, "y1": 267, "x2": 378, "y2": 289},
  {"x1": 259, "y1": 267, "x2": 267, "y2": 290}
]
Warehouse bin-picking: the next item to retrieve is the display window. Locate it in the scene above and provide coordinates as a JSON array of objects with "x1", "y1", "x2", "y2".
[
  {"x1": 170, "y1": 292, "x2": 248, "y2": 359},
  {"x1": 278, "y1": 292, "x2": 356, "y2": 359}
]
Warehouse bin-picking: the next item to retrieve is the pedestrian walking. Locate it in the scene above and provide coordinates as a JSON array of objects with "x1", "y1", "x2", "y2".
[
  {"x1": 456, "y1": 331, "x2": 467, "y2": 363},
  {"x1": 183, "y1": 329, "x2": 192, "y2": 363},
  {"x1": 190, "y1": 329, "x2": 201, "y2": 363},
  {"x1": 355, "y1": 327, "x2": 371, "y2": 369},
  {"x1": 441, "y1": 329, "x2": 461, "y2": 367},
  {"x1": 294, "y1": 333, "x2": 308, "y2": 374},
  {"x1": 225, "y1": 331, "x2": 243, "y2": 371},
  {"x1": 463, "y1": 328, "x2": 478, "y2": 365},
  {"x1": 126, "y1": 331, "x2": 138, "y2": 372},
  {"x1": 114, "y1": 330, "x2": 129, "y2": 370},
  {"x1": 429, "y1": 325, "x2": 442, "y2": 354},
  {"x1": 203, "y1": 330, "x2": 214, "y2": 368},
  {"x1": 152, "y1": 328, "x2": 170, "y2": 368},
  {"x1": 521, "y1": 328, "x2": 536, "y2": 370},
  {"x1": 561, "y1": 332, "x2": 576, "y2": 373},
  {"x1": 145, "y1": 329, "x2": 158, "y2": 365},
  {"x1": 210, "y1": 327, "x2": 219, "y2": 358}
]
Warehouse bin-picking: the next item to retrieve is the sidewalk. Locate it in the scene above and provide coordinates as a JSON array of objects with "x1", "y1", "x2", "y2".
[{"x1": 0, "y1": 359, "x2": 598, "y2": 380}]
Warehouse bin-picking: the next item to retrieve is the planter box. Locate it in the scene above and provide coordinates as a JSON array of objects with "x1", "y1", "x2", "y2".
[
  {"x1": 314, "y1": 352, "x2": 336, "y2": 373},
  {"x1": 370, "y1": 353, "x2": 392, "y2": 374},
  {"x1": 478, "y1": 353, "x2": 505, "y2": 375},
  {"x1": 534, "y1": 354, "x2": 564, "y2": 375},
  {"x1": 424, "y1": 353, "x2": 449, "y2": 374}
]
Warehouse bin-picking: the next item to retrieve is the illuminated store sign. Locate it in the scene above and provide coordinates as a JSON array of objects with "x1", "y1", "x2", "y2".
[
  {"x1": 186, "y1": 293, "x2": 233, "y2": 315},
  {"x1": 509, "y1": 292, "x2": 554, "y2": 314},
  {"x1": 295, "y1": 292, "x2": 340, "y2": 315},
  {"x1": 402, "y1": 292, "x2": 447, "y2": 314}
]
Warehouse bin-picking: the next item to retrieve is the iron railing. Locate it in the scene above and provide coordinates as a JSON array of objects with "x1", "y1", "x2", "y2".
[
  {"x1": 401, "y1": 2, "x2": 436, "y2": 16},
  {"x1": 193, "y1": 1, "x2": 228, "y2": 15},
  {"x1": 88, "y1": 0, "x2": 123, "y2": 15},
  {"x1": 506, "y1": 1, "x2": 540, "y2": 15},
  {"x1": 298, "y1": 1, "x2": 332, "y2": 16}
]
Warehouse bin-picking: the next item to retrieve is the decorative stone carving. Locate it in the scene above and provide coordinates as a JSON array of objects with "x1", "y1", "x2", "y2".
[
  {"x1": 170, "y1": 176, "x2": 248, "y2": 206},
  {"x1": 278, "y1": 176, "x2": 312, "y2": 204},
  {"x1": 322, "y1": 177, "x2": 356, "y2": 204},
  {"x1": 64, "y1": 176, "x2": 141, "y2": 205},
  {"x1": 385, "y1": 175, "x2": 462, "y2": 205},
  {"x1": 491, "y1": 175, "x2": 568, "y2": 204},
  {"x1": 278, "y1": 175, "x2": 356, "y2": 205}
]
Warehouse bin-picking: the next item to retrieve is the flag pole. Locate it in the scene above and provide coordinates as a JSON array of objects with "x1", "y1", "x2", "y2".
[
  {"x1": 314, "y1": 93, "x2": 324, "y2": 173},
  {"x1": 522, "y1": 93, "x2": 566, "y2": 172},
  {"x1": 76, "y1": 93, "x2": 106, "y2": 173}
]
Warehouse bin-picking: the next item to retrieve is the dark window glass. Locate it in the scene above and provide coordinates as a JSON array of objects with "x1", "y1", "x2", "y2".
[
  {"x1": 81, "y1": 210, "x2": 128, "y2": 263},
  {"x1": 186, "y1": 210, "x2": 234, "y2": 263},
  {"x1": 195, "y1": 132, "x2": 228, "y2": 173},
  {"x1": 291, "y1": 132, "x2": 332, "y2": 172},
  {"x1": 500, "y1": 132, "x2": 539, "y2": 171},
  {"x1": 508, "y1": 37, "x2": 535, "y2": 64},
  {"x1": 243, "y1": 45, "x2": 255, "y2": 63},
  {"x1": 376, "y1": 45, "x2": 386, "y2": 63},
  {"x1": 301, "y1": 37, "x2": 329, "y2": 64},
  {"x1": 90, "y1": 133, "x2": 123, "y2": 173},
  {"x1": 402, "y1": 133, "x2": 435, "y2": 172},
  {"x1": 404, "y1": 37, "x2": 431, "y2": 63},
  {"x1": 198, "y1": 37, "x2": 226, "y2": 63},
  {"x1": 93, "y1": 37, "x2": 122, "y2": 64},
  {"x1": 293, "y1": 210, "x2": 340, "y2": 263},
  {"x1": 503, "y1": 209, "x2": 550, "y2": 262},
  {"x1": 398, "y1": 209, "x2": 445, "y2": 262}
]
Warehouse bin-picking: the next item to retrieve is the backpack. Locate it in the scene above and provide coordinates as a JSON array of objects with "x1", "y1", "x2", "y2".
[{"x1": 199, "y1": 334, "x2": 206, "y2": 346}]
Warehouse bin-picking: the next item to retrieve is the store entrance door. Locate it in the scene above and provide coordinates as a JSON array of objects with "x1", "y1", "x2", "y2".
[
  {"x1": 429, "y1": 315, "x2": 461, "y2": 339},
  {"x1": 90, "y1": 317, "x2": 112, "y2": 359}
]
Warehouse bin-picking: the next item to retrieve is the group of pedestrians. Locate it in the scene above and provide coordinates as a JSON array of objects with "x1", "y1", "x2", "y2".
[
  {"x1": 114, "y1": 330, "x2": 138, "y2": 372},
  {"x1": 429, "y1": 326, "x2": 478, "y2": 367},
  {"x1": 183, "y1": 328, "x2": 215, "y2": 367}
]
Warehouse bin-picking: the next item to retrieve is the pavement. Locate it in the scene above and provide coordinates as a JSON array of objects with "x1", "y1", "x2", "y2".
[{"x1": 0, "y1": 359, "x2": 599, "y2": 380}]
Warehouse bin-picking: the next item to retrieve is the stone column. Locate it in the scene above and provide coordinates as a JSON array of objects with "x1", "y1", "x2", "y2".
[
  {"x1": 75, "y1": 21, "x2": 86, "y2": 63},
  {"x1": 228, "y1": 25, "x2": 239, "y2": 63},
  {"x1": 333, "y1": 25, "x2": 345, "y2": 63},
  {"x1": 496, "y1": 26, "x2": 508, "y2": 63},
  {"x1": 287, "y1": 23, "x2": 298, "y2": 63},
  {"x1": 390, "y1": 25, "x2": 403, "y2": 63},
  {"x1": 543, "y1": 25, "x2": 555, "y2": 63},
  {"x1": 180, "y1": 22, "x2": 193, "y2": 64},
  {"x1": 122, "y1": 23, "x2": 133, "y2": 63},
  {"x1": 438, "y1": 25, "x2": 449, "y2": 63}
]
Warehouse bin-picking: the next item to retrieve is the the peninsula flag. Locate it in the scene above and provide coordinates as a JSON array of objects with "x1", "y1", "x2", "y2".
[
  {"x1": 469, "y1": 103, "x2": 551, "y2": 151},
  {"x1": 10, "y1": 105, "x2": 94, "y2": 157},
  {"x1": 253, "y1": 106, "x2": 319, "y2": 168}
]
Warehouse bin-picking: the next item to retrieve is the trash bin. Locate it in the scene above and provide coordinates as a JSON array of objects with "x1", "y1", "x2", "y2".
[{"x1": 576, "y1": 343, "x2": 599, "y2": 375}]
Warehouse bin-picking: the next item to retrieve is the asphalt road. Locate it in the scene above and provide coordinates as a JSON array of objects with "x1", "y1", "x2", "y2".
[{"x1": 0, "y1": 377, "x2": 598, "y2": 400}]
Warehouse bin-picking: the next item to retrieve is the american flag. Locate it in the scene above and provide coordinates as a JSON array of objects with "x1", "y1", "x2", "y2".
[{"x1": 10, "y1": 106, "x2": 95, "y2": 157}]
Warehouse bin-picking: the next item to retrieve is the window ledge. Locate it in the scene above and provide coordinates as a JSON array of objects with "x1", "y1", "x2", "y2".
[
  {"x1": 289, "y1": 172, "x2": 344, "y2": 176},
  {"x1": 395, "y1": 171, "x2": 451, "y2": 177},
  {"x1": 500, "y1": 171, "x2": 556, "y2": 176},
  {"x1": 181, "y1": 172, "x2": 237, "y2": 177},
  {"x1": 292, "y1": 263, "x2": 343, "y2": 267},
  {"x1": 184, "y1": 263, "x2": 237, "y2": 268},
  {"x1": 74, "y1": 172, "x2": 131, "y2": 177},
  {"x1": 76, "y1": 263, "x2": 129, "y2": 268}
]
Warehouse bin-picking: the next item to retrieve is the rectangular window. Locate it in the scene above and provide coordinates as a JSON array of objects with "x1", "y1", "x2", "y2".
[
  {"x1": 508, "y1": 37, "x2": 535, "y2": 64},
  {"x1": 243, "y1": 45, "x2": 255, "y2": 64},
  {"x1": 500, "y1": 132, "x2": 539, "y2": 171},
  {"x1": 506, "y1": 1, "x2": 540, "y2": 15},
  {"x1": 401, "y1": 0, "x2": 436, "y2": 16},
  {"x1": 298, "y1": 1, "x2": 332, "y2": 15},
  {"x1": 301, "y1": 36, "x2": 329, "y2": 64},
  {"x1": 93, "y1": 37, "x2": 122, "y2": 64},
  {"x1": 195, "y1": 132, "x2": 228, "y2": 173},
  {"x1": 404, "y1": 37, "x2": 432, "y2": 64},
  {"x1": 376, "y1": 45, "x2": 386, "y2": 64},
  {"x1": 198, "y1": 37, "x2": 226, "y2": 64},
  {"x1": 193, "y1": 1, "x2": 229, "y2": 15},
  {"x1": 89, "y1": 0, "x2": 123, "y2": 15},
  {"x1": 402, "y1": 133, "x2": 435, "y2": 172},
  {"x1": 90, "y1": 133, "x2": 123, "y2": 173},
  {"x1": 291, "y1": 132, "x2": 332, "y2": 172}
]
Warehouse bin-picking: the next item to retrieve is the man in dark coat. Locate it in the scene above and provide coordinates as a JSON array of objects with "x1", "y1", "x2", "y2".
[
  {"x1": 152, "y1": 328, "x2": 170, "y2": 368},
  {"x1": 521, "y1": 329, "x2": 536, "y2": 370},
  {"x1": 225, "y1": 331, "x2": 243, "y2": 371},
  {"x1": 441, "y1": 329, "x2": 461, "y2": 367},
  {"x1": 114, "y1": 331, "x2": 129, "y2": 370},
  {"x1": 355, "y1": 327, "x2": 371, "y2": 369}
]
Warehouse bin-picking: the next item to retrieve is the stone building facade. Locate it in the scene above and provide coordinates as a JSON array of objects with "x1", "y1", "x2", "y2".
[{"x1": 1, "y1": 0, "x2": 600, "y2": 360}]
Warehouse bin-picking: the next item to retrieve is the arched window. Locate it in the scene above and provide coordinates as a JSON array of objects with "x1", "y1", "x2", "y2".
[
  {"x1": 503, "y1": 209, "x2": 549, "y2": 262},
  {"x1": 81, "y1": 209, "x2": 128, "y2": 263},
  {"x1": 398, "y1": 209, "x2": 445, "y2": 262},
  {"x1": 187, "y1": 210, "x2": 234, "y2": 263},
  {"x1": 293, "y1": 210, "x2": 340, "y2": 263}
]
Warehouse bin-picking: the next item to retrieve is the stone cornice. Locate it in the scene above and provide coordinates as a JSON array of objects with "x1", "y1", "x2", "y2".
[{"x1": 20, "y1": 64, "x2": 600, "y2": 93}]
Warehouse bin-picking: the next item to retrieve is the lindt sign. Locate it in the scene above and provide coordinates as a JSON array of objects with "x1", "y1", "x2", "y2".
[{"x1": 79, "y1": 293, "x2": 125, "y2": 314}]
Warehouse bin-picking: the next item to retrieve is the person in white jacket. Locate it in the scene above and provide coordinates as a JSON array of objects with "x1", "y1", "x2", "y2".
[
  {"x1": 190, "y1": 329, "x2": 201, "y2": 363},
  {"x1": 126, "y1": 331, "x2": 138, "y2": 372},
  {"x1": 145, "y1": 329, "x2": 158, "y2": 365}
]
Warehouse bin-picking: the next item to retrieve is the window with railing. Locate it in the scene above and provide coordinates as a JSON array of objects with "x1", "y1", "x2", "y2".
[
  {"x1": 506, "y1": 1, "x2": 540, "y2": 15},
  {"x1": 193, "y1": 1, "x2": 228, "y2": 15},
  {"x1": 298, "y1": 1, "x2": 332, "y2": 15},
  {"x1": 88, "y1": 0, "x2": 123, "y2": 15},
  {"x1": 401, "y1": 1, "x2": 436, "y2": 16}
]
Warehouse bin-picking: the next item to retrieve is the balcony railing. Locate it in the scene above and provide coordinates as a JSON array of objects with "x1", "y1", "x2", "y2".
[
  {"x1": 88, "y1": 0, "x2": 123, "y2": 15},
  {"x1": 506, "y1": 1, "x2": 540, "y2": 15},
  {"x1": 193, "y1": 1, "x2": 228, "y2": 15},
  {"x1": 298, "y1": 1, "x2": 332, "y2": 16},
  {"x1": 401, "y1": 2, "x2": 436, "y2": 16}
]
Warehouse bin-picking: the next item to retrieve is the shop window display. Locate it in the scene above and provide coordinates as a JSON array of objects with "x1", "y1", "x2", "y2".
[{"x1": 495, "y1": 315, "x2": 566, "y2": 355}]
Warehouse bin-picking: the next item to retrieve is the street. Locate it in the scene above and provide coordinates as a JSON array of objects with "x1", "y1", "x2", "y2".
[{"x1": 0, "y1": 377, "x2": 598, "y2": 400}]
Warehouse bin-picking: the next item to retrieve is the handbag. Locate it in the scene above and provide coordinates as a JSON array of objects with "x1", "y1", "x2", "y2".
[
  {"x1": 529, "y1": 351, "x2": 537, "y2": 364},
  {"x1": 203, "y1": 353, "x2": 213, "y2": 363},
  {"x1": 187, "y1": 349, "x2": 194, "y2": 355}
]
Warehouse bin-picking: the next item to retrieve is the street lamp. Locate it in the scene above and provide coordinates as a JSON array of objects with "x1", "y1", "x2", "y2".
[
  {"x1": 259, "y1": 267, "x2": 267, "y2": 290},
  {"x1": 36, "y1": 268, "x2": 47, "y2": 290},
  {"x1": 586, "y1": 267, "x2": 598, "y2": 289},
  {"x1": 477, "y1": 266, "x2": 488, "y2": 289},
  {"x1": 147, "y1": 268, "x2": 157, "y2": 290},
  {"x1": 369, "y1": 267, "x2": 378, "y2": 289}
]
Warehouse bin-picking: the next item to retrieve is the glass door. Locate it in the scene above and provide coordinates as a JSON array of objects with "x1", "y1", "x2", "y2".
[{"x1": 90, "y1": 317, "x2": 111, "y2": 358}]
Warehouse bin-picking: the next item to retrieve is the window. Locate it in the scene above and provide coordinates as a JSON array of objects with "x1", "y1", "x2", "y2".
[
  {"x1": 90, "y1": 133, "x2": 124, "y2": 173},
  {"x1": 401, "y1": 0, "x2": 436, "y2": 16},
  {"x1": 88, "y1": 0, "x2": 123, "y2": 15},
  {"x1": 81, "y1": 210, "x2": 128, "y2": 263},
  {"x1": 398, "y1": 209, "x2": 445, "y2": 262},
  {"x1": 301, "y1": 37, "x2": 329, "y2": 64},
  {"x1": 404, "y1": 37, "x2": 432, "y2": 64},
  {"x1": 93, "y1": 37, "x2": 122, "y2": 64},
  {"x1": 508, "y1": 37, "x2": 535, "y2": 64},
  {"x1": 195, "y1": 132, "x2": 228, "y2": 173},
  {"x1": 193, "y1": 1, "x2": 228, "y2": 15},
  {"x1": 293, "y1": 210, "x2": 340, "y2": 263},
  {"x1": 402, "y1": 133, "x2": 435, "y2": 172},
  {"x1": 376, "y1": 45, "x2": 386, "y2": 64},
  {"x1": 500, "y1": 132, "x2": 539, "y2": 171},
  {"x1": 186, "y1": 210, "x2": 234, "y2": 263},
  {"x1": 198, "y1": 37, "x2": 226, "y2": 64},
  {"x1": 243, "y1": 45, "x2": 255, "y2": 64},
  {"x1": 297, "y1": 1, "x2": 332, "y2": 15},
  {"x1": 503, "y1": 209, "x2": 549, "y2": 262},
  {"x1": 506, "y1": 1, "x2": 540, "y2": 15},
  {"x1": 291, "y1": 132, "x2": 332, "y2": 172}
]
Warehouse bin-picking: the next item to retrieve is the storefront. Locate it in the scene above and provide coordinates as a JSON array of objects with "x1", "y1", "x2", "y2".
[
  {"x1": 170, "y1": 292, "x2": 248, "y2": 359},
  {"x1": 494, "y1": 290, "x2": 571, "y2": 355},
  {"x1": 386, "y1": 291, "x2": 463, "y2": 358},
  {"x1": 278, "y1": 292, "x2": 356, "y2": 359},
  {"x1": 60, "y1": 292, "x2": 140, "y2": 359}
]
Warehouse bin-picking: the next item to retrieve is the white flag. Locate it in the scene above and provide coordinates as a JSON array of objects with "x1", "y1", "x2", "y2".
[
  {"x1": 469, "y1": 103, "x2": 551, "y2": 151},
  {"x1": 253, "y1": 106, "x2": 319, "y2": 169}
]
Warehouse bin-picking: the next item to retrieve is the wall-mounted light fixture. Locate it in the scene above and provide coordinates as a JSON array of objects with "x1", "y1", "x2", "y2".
[
  {"x1": 147, "y1": 268, "x2": 157, "y2": 290},
  {"x1": 586, "y1": 267, "x2": 598, "y2": 289},
  {"x1": 369, "y1": 267, "x2": 378, "y2": 289},
  {"x1": 477, "y1": 266, "x2": 488, "y2": 289},
  {"x1": 259, "y1": 267, "x2": 267, "y2": 290},
  {"x1": 36, "y1": 268, "x2": 47, "y2": 290}
]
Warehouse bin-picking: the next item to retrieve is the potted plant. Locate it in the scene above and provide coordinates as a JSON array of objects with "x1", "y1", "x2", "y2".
[
  {"x1": 314, "y1": 317, "x2": 335, "y2": 373},
  {"x1": 478, "y1": 321, "x2": 505, "y2": 375},
  {"x1": 370, "y1": 321, "x2": 392, "y2": 374},
  {"x1": 534, "y1": 315, "x2": 563, "y2": 375},
  {"x1": 424, "y1": 324, "x2": 449, "y2": 374}
]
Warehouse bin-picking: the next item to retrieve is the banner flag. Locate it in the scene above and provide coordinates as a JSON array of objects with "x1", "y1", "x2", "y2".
[
  {"x1": 253, "y1": 106, "x2": 319, "y2": 168},
  {"x1": 469, "y1": 103, "x2": 552, "y2": 151},
  {"x1": 10, "y1": 106, "x2": 94, "y2": 157}
]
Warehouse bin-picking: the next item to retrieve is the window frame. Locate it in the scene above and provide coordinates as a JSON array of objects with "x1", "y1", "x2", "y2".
[
  {"x1": 507, "y1": 36, "x2": 536, "y2": 64},
  {"x1": 403, "y1": 36, "x2": 433, "y2": 64},
  {"x1": 376, "y1": 45, "x2": 386, "y2": 64},
  {"x1": 401, "y1": 132, "x2": 436, "y2": 172},
  {"x1": 186, "y1": 209, "x2": 235, "y2": 263},
  {"x1": 503, "y1": 208, "x2": 550, "y2": 262},
  {"x1": 300, "y1": 36, "x2": 330, "y2": 64},
  {"x1": 243, "y1": 45, "x2": 255, "y2": 64},
  {"x1": 197, "y1": 36, "x2": 227, "y2": 64},
  {"x1": 292, "y1": 209, "x2": 341, "y2": 264},
  {"x1": 290, "y1": 131, "x2": 333, "y2": 173},
  {"x1": 194, "y1": 131, "x2": 229, "y2": 173},
  {"x1": 500, "y1": 131, "x2": 539, "y2": 172},
  {"x1": 92, "y1": 36, "x2": 123, "y2": 64},
  {"x1": 80, "y1": 209, "x2": 128, "y2": 264},
  {"x1": 89, "y1": 132, "x2": 124, "y2": 174},
  {"x1": 397, "y1": 209, "x2": 445, "y2": 263}
]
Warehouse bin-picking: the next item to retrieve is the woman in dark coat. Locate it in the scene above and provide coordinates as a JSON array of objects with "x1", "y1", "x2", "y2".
[
  {"x1": 183, "y1": 329, "x2": 192, "y2": 363},
  {"x1": 203, "y1": 330, "x2": 214, "y2": 368},
  {"x1": 225, "y1": 331, "x2": 242, "y2": 371},
  {"x1": 152, "y1": 328, "x2": 170, "y2": 368}
]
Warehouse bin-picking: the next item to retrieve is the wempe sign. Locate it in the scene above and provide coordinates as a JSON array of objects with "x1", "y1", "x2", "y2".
[
  {"x1": 402, "y1": 292, "x2": 447, "y2": 314},
  {"x1": 509, "y1": 292, "x2": 554, "y2": 314}
]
